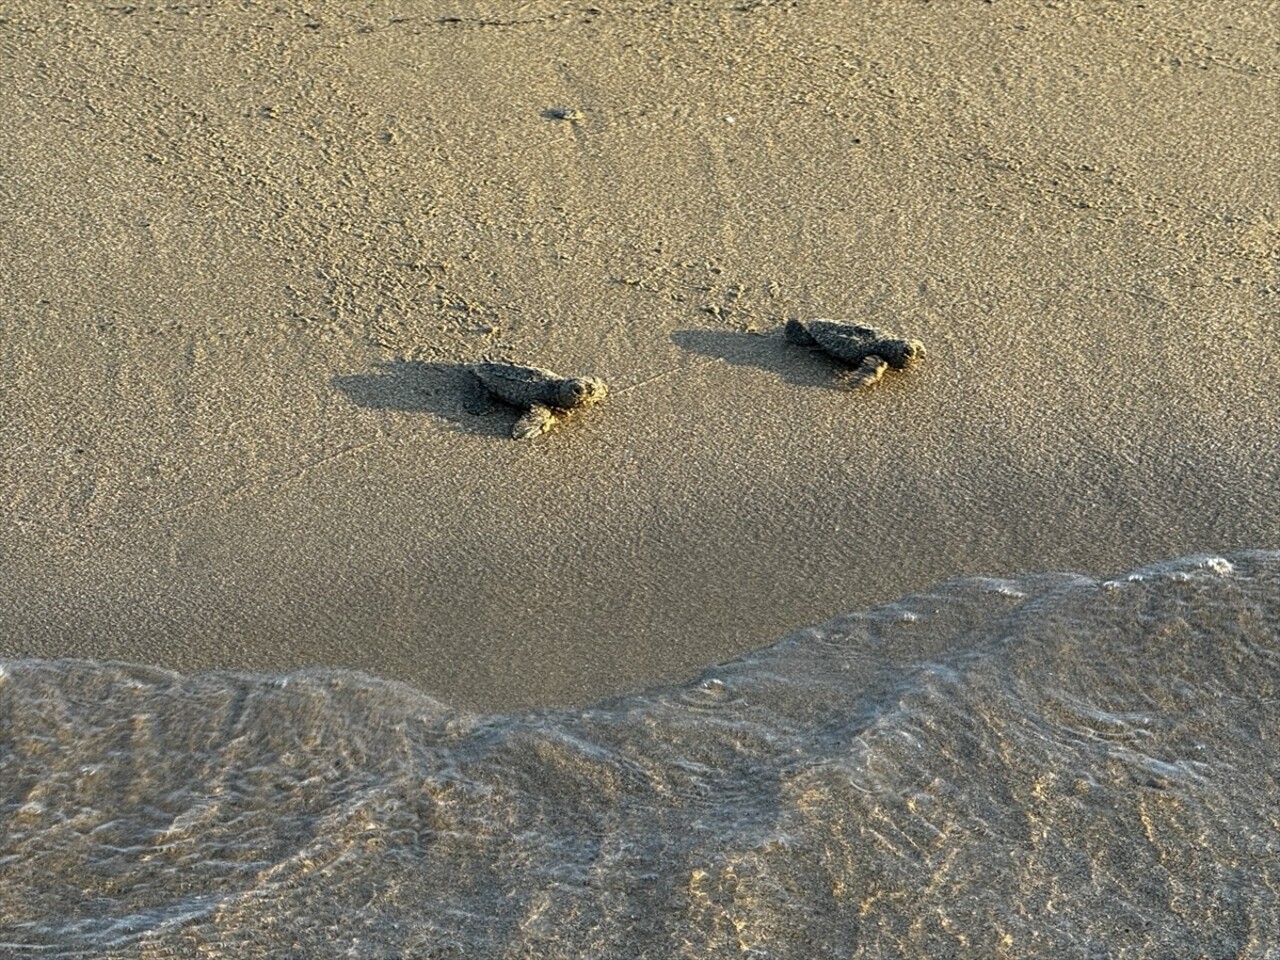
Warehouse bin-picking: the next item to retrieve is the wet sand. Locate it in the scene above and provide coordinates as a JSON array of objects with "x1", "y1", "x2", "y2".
[{"x1": 2, "y1": 1, "x2": 1277, "y2": 710}]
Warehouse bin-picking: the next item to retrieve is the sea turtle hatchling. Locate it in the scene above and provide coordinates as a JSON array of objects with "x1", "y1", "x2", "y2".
[
  {"x1": 470, "y1": 361, "x2": 608, "y2": 439},
  {"x1": 784, "y1": 318, "x2": 925, "y2": 389}
]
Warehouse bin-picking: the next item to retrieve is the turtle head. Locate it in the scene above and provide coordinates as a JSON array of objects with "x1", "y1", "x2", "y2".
[
  {"x1": 882, "y1": 338, "x2": 926, "y2": 369},
  {"x1": 557, "y1": 376, "x2": 608, "y2": 408}
]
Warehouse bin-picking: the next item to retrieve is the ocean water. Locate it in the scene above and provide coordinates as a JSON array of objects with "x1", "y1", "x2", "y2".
[{"x1": 2, "y1": 552, "x2": 1279, "y2": 958}]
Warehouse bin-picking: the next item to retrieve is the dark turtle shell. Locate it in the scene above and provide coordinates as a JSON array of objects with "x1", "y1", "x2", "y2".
[
  {"x1": 786, "y1": 319, "x2": 925, "y2": 370},
  {"x1": 471, "y1": 362, "x2": 608, "y2": 410}
]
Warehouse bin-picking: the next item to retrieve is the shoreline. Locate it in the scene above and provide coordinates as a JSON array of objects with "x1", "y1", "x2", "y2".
[{"x1": 2, "y1": 1, "x2": 1277, "y2": 712}]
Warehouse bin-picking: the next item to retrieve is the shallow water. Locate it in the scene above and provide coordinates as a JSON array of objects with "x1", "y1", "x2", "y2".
[{"x1": 2, "y1": 552, "x2": 1279, "y2": 958}]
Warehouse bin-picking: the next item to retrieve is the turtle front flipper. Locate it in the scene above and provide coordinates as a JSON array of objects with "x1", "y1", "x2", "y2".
[
  {"x1": 512, "y1": 404, "x2": 558, "y2": 440},
  {"x1": 838, "y1": 354, "x2": 889, "y2": 390}
]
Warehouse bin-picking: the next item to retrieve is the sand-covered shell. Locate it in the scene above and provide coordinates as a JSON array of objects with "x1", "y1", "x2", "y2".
[
  {"x1": 471, "y1": 362, "x2": 608, "y2": 439},
  {"x1": 785, "y1": 319, "x2": 924, "y2": 388}
]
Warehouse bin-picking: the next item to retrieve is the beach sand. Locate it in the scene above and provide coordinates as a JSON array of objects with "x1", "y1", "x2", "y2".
[{"x1": 2, "y1": 0, "x2": 1276, "y2": 711}]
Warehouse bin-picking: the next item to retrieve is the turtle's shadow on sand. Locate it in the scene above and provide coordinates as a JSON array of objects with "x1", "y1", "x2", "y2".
[
  {"x1": 332, "y1": 361, "x2": 514, "y2": 439},
  {"x1": 670, "y1": 329, "x2": 845, "y2": 390}
]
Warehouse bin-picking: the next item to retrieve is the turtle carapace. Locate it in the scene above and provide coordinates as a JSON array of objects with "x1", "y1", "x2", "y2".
[
  {"x1": 471, "y1": 362, "x2": 608, "y2": 439},
  {"x1": 784, "y1": 319, "x2": 924, "y2": 389}
]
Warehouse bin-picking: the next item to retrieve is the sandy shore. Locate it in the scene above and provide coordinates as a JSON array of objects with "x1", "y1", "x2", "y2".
[{"x1": 2, "y1": 1, "x2": 1276, "y2": 710}]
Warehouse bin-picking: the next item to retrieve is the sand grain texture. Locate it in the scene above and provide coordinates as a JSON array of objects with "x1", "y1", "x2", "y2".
[{"x1": 2, "y1": 0, "x2": 1277, "y2": 708}]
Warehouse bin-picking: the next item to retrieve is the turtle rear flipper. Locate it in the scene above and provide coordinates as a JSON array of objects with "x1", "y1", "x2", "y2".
[
  {"x1": 838, "y1": 355, "x2": 889, "y2": 390},
  {"x1": 512, "y1": 404, "x2": 558, "y2": 440}
]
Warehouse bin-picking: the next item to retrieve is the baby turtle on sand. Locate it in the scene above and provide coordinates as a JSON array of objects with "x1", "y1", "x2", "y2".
[
  {"x1": 784, "y1": 318, "x2": 925, "y2": 389},
  {"x1": 547, "y1": 107, "x2": 586, "y2": 122},
  {"x1": 470, "y1": 361, "x2": 608, "y2": 439}
]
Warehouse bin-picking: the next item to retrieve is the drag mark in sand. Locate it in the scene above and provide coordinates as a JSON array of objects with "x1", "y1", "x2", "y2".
[
  {"x1": 7, "y1": 438, "x2": 395, "y2": 540},
  {"x1": 4, "y1": 509, "x2": 94, "y2": 545},
  {"x1": 144, "y1": 439, "x2": 388, "y2": 521},
  {"x1": 613, "y1": 355, "x2": 728, "y2": 397}
]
